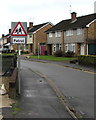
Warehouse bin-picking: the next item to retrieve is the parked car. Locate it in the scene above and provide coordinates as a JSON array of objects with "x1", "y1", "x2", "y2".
[{"x1": 0, "y1": 48, "x2": 10, "y2": 53}]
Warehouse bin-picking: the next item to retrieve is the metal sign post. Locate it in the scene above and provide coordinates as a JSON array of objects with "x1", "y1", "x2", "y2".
[
  {"x1": 18, "y1": 44, "x2": 21, "y2": 94},
  {"x1": 11, "y1": 22, "x2": 27, "y2": 95}
]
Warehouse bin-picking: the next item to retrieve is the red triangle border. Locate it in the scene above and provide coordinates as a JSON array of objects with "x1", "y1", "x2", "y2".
[{"x1": 11, "y1": 22, "x2": 27, "y2": 36}]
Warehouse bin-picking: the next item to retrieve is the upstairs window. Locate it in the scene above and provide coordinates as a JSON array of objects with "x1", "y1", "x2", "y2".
[
  {"x1": 77, "y1": 29, "x2": 82, "y2": 35},
  {"x1": 66, "y1": 30, "x2": 73, "y2": 36},
  {"x1": 49, "y1": 33, "x2": 53, "y2": 38},
  {"x1": 55, "y1": 31, "x2": 61, "y2": 37}
]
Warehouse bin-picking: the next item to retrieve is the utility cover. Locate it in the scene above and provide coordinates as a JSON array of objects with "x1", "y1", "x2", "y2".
[{"x1": 11, "y1": 22, "x2": 27, "y2": 36}]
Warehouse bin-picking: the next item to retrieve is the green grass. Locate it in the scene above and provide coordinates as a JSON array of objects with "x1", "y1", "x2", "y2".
[
  {"x1": 12, "y1": 103, "x2": 21, "y2": 115},
  {"x1": 2, "y1": 53, "x2": 14, "y2": 56},
  {"x1": 30, "y1": 55, "x2": 77, "y2": 61}
]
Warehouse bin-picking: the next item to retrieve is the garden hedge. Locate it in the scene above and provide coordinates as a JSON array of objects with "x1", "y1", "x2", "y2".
[{"x1": 78, "y1": 55, "x2": 96, "y2": 67}]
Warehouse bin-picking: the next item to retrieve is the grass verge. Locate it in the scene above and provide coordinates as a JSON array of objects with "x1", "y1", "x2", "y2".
[{"x1": 29, "y1": 55, "x2": 77, "y2": 62}]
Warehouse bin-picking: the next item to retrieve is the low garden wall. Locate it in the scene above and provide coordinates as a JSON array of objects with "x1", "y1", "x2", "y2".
[{"x1": 1, "y1": 53, "x2": 18, "y2": 98}]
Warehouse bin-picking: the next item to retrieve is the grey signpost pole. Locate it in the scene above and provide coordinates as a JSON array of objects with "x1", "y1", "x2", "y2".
[{"x1": 18, "y1": 44, "x2": 21, "y2": 94}]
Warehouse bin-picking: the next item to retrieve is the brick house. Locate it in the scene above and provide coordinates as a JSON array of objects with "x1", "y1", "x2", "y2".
[
  {"x1": 0, "y1": 31, "x2": 13, "y2": 52},
  {"x1": 46, "y1": 12, "x2": 96, "y2": 55},
  {"x1": 27, "y1": 22, "x2": 53, "y2": 55}
]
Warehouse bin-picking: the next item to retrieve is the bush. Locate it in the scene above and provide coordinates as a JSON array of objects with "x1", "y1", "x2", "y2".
[
  {"x1": 64, "y1": 51, "x2": 75, "y2": 57},
  {"x1": 54, "y1": 50, "x2": 64, "y2": 57},
  {"x1": 78, "y1": 55, "x2": 96, "y2": 67},
  {"x1": 21, "y1": 51, "x2": 29, "y2": 54}
]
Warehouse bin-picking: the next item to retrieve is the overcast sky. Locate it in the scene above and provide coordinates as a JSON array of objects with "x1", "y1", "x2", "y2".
[{"x1": 0, "y1": 0, "x2": 95, "y2": 37}]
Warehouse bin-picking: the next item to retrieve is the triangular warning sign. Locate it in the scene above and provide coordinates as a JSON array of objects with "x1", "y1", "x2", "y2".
[{"x1": 11, "y1": 22, "x2": 27, "y2": 36}]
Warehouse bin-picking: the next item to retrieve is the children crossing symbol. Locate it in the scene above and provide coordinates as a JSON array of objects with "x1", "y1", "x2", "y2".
[{"x1": 11, "y1": 22, "x2": 27, "y2": 36}]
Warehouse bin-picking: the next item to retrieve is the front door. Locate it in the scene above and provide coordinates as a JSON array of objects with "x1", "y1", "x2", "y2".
[
  {"x1": 40, "y1": 45, "x2": 46, "y2": 55},
  {"x1": 88, "y1": 44, "x2": 96, "y2": 55},
  {"x1": 48, "y1": 44, "x2": 52, "y2": 55}
]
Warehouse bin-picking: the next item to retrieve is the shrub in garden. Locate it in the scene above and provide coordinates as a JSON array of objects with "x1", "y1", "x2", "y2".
[
  {"x1": 21, "y1": 51, "x2": 29, "y2": 54},
  {"x1": 64, "y1": 51, "x2": 75, "y2": 57},
  {"x1": 78, "y1": 55, "x2": 96, "y2": 67},
  {"x1": 54, "y1": 50, "x2": 64, "y2": 57}
]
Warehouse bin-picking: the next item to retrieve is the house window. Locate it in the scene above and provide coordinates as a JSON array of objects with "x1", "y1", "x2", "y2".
[
  {"x1": 77, "y1": 29, "x2": 82, "y2": 35},
  {"x1": 59, "y1": 44, "x2": 62, "y2": 51},
  {"x1": 65, "y1": 44, "x2": 68, "y2": 52},
  {"x1": 54, "y1": 44, "x2": 62, "y2": 52},
  {"x1": 55, "y1": 31, "x2": 61, "y2": 37},
  {"x1": 29, "y1": 34, "x2": 32, "y2": 38},
  {"x1": 65, "y1": 44, "x2": 75, "y2": 52},
  {"x1": 24, "y1": 44, "x2": 28, "y2": 51},
  {"x1": 66, "y1": 30, "x2": 73, "y2": 36},
  {"x1": 72, "y1": 44, "x2": 75, "y2": 52},
  {"x1": 49, "y1": 33, "x2": 53, "y2": 38},
  {"x1": 54, "y1": 44, "x2": 56, "y2": 52}
]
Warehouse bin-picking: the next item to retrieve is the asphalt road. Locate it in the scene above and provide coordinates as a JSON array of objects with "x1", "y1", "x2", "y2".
[{"x1": 20, "y1": 59, "x2": 94, "y2": 118}]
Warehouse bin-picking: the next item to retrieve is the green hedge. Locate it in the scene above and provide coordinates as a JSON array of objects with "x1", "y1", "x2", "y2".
[{"x1": 78, "y1": 55, "x2": 96, "y2": 67}]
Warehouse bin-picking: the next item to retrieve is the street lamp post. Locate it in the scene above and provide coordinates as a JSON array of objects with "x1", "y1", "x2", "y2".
[{"x1": 38, "y1": 43, "x2": 40, "y2": 59}]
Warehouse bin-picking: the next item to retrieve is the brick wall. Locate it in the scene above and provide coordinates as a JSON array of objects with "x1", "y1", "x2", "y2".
[
  {"x1": 34, "y1": 24, "x2": 53, "y2": 54},
  {"x1": 88, "y1": 20, "x2": 96, "y2": 40}
]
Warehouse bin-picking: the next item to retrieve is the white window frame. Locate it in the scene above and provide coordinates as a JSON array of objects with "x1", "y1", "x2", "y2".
[
  {"x1": 54, "y1": 44, "x2": 56, "y2": 52},
  {"x1": 49, "y1": 33, "x2": 53, "y2": 38},
  {"x1": 55, "y1": 31, "x2": 61, "y2": 37},
  {"x1": 77, "y1": 28, "x2": 82, "y2": 35},
  {"x1": 24, "y1": 44, "x2": 28, "y2": 51},
  {"x1": 66, "y1": 30, "x2": 73, "y2": 36},
  {"x1": 59, "y1": 44, "x2": 62, "y2": 51},
  {"x1": 65, "y1": 44, "x2": 68, "y2": 52},
  {"x1": 71, "y1": 44, "x2": 75, "y2": 52},
  {"x1": 65, "y1": 44, "x2": 75, "y2": 52}
]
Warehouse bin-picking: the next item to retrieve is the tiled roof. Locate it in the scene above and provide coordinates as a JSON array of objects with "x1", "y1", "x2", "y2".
[
  {"x1": 28, "y1": 22, "x2": 49, "y2": 33},
  {"x1": 46, "y1": 13, "x2": 96, "y2": 32}
]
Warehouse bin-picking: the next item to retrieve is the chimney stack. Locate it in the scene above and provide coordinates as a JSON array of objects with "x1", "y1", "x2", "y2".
[
  {"x1": 9, "y1": 29, "x2": 11, "y2": 34},
  {"x1": 29, "y1": 22, "x2": 33, "y2": 28},
  {"x1": 71, "y1": 12, "x2": 77, "y2": 21},
  {"x1": 2, "y1": 34, "x2": 4, "y2": 38}
]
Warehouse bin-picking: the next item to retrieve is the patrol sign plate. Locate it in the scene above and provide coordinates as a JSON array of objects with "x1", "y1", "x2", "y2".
[{"x1": 13, "y1": 38, "x2": 25, "y2": 44}]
